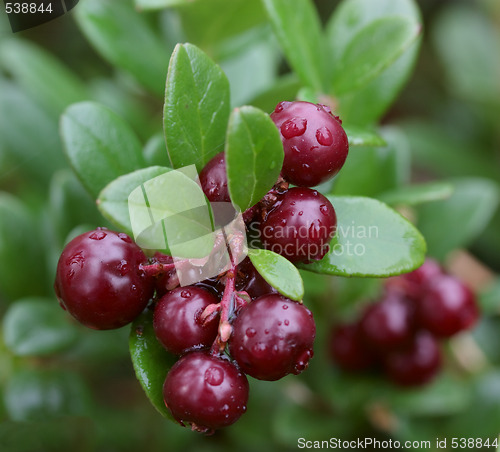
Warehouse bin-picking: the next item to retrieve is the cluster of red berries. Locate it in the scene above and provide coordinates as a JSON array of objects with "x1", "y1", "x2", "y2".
[
  {"x1": 329, "y1": 259, "x2": 480, "y2": 387},
  {"x1": 54, "y1": 100, "x2": 350, "y2": 433},
  {"x1": 200, "y1": 100, "x2": 349, "y2": 263}
]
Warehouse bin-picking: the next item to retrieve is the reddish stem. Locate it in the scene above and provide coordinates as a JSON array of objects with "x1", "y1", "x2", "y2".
[{"x1": 139, "y1": 261, "x2": 177, "y2": 278}]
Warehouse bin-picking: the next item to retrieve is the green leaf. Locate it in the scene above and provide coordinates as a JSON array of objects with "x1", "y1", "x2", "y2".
[
  {"x1": 135, "y1": 0, "x2": 186, "y2": 9},
  {"x1": 300, "y1": 196, "x2": 426, "y2": 277},
  {"x1": 0, "y1": 194, "x2": 45, "y2": 301},
  {"x1": 326, "y1": 0, "x2": 422, "y2": 125},
  {"x1": 262, "y1": 0, "x2": 325, "y2": 91},
  {"x1": 4, "y1": 369, "x2": 92, "y2": 422},
  {"x1": 0, "y1": 39, "x2": 88, "y2": 118},
  {"x1": 129, "y1": 310, "x2": 176, "y2": 420},
  {"x1": 0, "y1": 79, "x2": 65, "y2": 184},
  {"x1": 226, "y1": 106, "x2": 283, "y2": 211},
  {"x1": 344, "y1": 126, "x2": 386, "y2": 147},
  {"x1": 3, "y1": 298, "x2": 78, "y2": 356},
  {"x1": 143, "y1": 133, "x2": 172, "y2": 168},
  {"x1": 98, "y1": 166, "x2": 172, "y2": 235},
  {"x1": 247, "y1": 249, "x2": 304, "y2": 301},
  {"x1": 417, "y1": 178, "x2": 499, "y2": 260},
  {"x1": 75, "y1": 0, "x2": 169, "y2": 96},
  {"x1": 379, "y1": 181, "x2": 454, "y2": 206},
  {"x1": 164, "y1": 43, "x2": 230, "y2": 171},
  {"x1": 60, "y1": 101, "x2": 146, "y2": 199},
  {"x1": 332, "y1": 127, "x2": 411, "y2": 197},
  {"x1": 331, "y1": 17, "x2": 421, "y2": 96}
]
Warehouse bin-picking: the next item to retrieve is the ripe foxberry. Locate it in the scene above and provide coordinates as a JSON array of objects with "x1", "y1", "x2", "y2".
[
  {"x1": 199, "y1": 152, "x2": 230, "y2": 203},
  {"x1": 270, "y1": 101, "x2": 349, "y2": 187},
  {"x1": 329, "y1": 323, "x2": 376, "y2": 372},
  {"x1": 153, "y1": 286, "x2": 219, "y2": 355},
  {"x1": 260, "y1": 187, "x2": 337, "y2": 263},
  {"x1": 54, "y1": 228, "x2": 154, "y2": 330},
  {"x1": 235, "y1": 257, "x2": 277, "y2": 299},
  {"x1": 163, "y1": 352, "x2": 249, "y2": 432},
  {"x1": 229, "y1": 294, "x2": 316, "y2": 381}
]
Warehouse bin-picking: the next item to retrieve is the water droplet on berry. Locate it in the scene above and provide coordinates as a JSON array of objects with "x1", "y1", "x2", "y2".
[
  {"x1": 316, "y1": 126, "x2": 333, "y2": 146},
  {"x1": 281, "y1": 118, "x2": 307, "y2": 139},
  {"x1": 118, "y1": 233, "x2": 132, "y2": 243},
  {"x1": 302, "y1": 163, "x2": 310, "y2": 170},
  {"x1": 89, "y1": 231, "x2": 106, "y2": 240},
  {"x1": 245, "y1": 328, "x2": 256, "y2": 338},
  {"x1": 180, "y1": 290, "x2": 191, "y2": 298},
  {"x1": 282, "y1": 304, "x2": 289, "y2": 310},
  {"x1": 252, "y1": 342, "x2": 267, "y2": 356},
  {"x1": 284, "y1": 319, "x2": 290, "y2": 326},
  {"x1": 319, "y1": 204, "x2": 329, "y2": 215},
  {"x1": 118, "y1": 260, "x2": 130, "y2": 276},
  {"x1": 204, "y1": 366, "x2": 224, "y2": 386},
  {"x1": 264, "y1": 329, "x2": 269, "y2": 335},
  {"x1": 291, "y1": 145, "x2": 300, "y2": 154},
  {"x1": 298, "y1": 211, "x2": 303, "y2": 216}
]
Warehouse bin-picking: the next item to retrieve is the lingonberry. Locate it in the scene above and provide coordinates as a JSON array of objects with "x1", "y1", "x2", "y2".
[
  {"x1": 235, "y1": 257, "x2": 277, "y2": 299},
  {"x1": 383, "y1": 331, "x2": 442, "y2": 387},
  {"x1": 358, "y1": 294, "x2": 414, "y2": 353},
  {"x1": 153, "y1": 286, "x2": 219, "y2": 355},
  {"x1": 163, "y1": 351, "x2": 249, "y2": 431},
  {"x1": 416, "y1": 274, "x2": 479, "y2": 337},
  {"x1": 329, "y1": 323, "x2": 376, "y2": 372},
  {"x1": 199, "y1": 152, "x2": 230, "y2": 203},
  {"x1": 385, "y1": 258, "x2": 443, "y2": 301},
  {"x1": 54, "y1": 228, "x2": 154, "y2": 330},
  {"x1": 270, "y1": 101, "x2": 349, "y2": 187},
  {"x1": 260, "y1": 187, "x2": 337, "y2": 263},
  {"x1": 229, "y1": 294, "x2": 316, "y2": 381}
]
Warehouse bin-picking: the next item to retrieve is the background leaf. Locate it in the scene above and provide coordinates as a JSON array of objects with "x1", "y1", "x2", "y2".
[
  {"x1": 60, "y1": 102, "x2": 146, "y2": 199},
  {"x1": 129, "y1": 310, "x2": 176, "y2": 420},
  {"x1": 163, "y1": 43, "x2": 230, "y2": 171},
  {"x1": 417, "y1": 178, "x2": 500, "y2": 260},
  {"x1": 326, "y1": 0, "x2": 422, "y2": 125},
  {"x1": 247, "y1": 249, "x2": 304, "y2": 301},
  {"x1": 379, "y1": 181, "x2": 454, "y2": 206},
  {"x1": 300, "y1": 196, "x2": 426, "y2": 277},
  {"x1": 75, "y1": 0, "x2": 169, "y2": 96},
  {"x1": 98, "y1": 167, "x2": 172, "y2": 235},
  {"x1": 226, "y1": 106, "x2": 283, "y2": 211},
  {"x1": 3, "y1": 298, "x2": 78, "y2": 356},
  {"x1": 262, "y1": 0, "x2": 325, "y2": 92}
]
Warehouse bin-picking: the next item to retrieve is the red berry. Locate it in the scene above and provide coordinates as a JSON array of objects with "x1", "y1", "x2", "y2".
[
  {"x1": 229, "y1": 294, "x2": 316, "y2": 381},
  {"x1": 153, "y1": 286, "x2": 219, "y2": 355},
  {"x1": 358, "y1": 294, "x2": 414, "y2": 353},
  {"x1": 260, "y1": 187, "x2": 337, "y2": 263},
  {"x1": 416, "y1": 275, "x2": 479, "y2": 337},
  {"x1": 329, "y1": 323, "x2": 376, "y2": 372},
  {"x1": 235, "y1": 257, "x2": 277, "y2": 299},
  {"x1": 199, "y1": 152, "x2": 230, "y2": 203},
  {"x1": 163, "y1": 352, "x2": 249, "y2": 432},
  {"x1": 54, "y1": 228, "x2": 153, "y2": 330},
  {"x1": 384, "y1": 331, "x2": 442, "y2": 387},
  {"x1": 270, "y1": 101, "x2": 349, "y2": 187}
]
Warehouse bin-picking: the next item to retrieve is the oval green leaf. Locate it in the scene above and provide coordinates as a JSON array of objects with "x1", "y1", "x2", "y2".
[
  {"x1": 3, "y1": 298, "x2": 79, "y2": 356},
  {"x1": 299, "y1": 196, "x2": 426, "y2": 277},
  {"x1": 98, "y1": 166, "x2": 172, "y2": 235},
  {"x1": 164, "y1": 43, "x2": 230, "y2": 172},
  {"x1": 75, "y1": 0, "x2": 169, "y2": 96},
  {"x1": 344, "y1": 126, "x2": 387, "y2": 147},
  {"x1": 331, "y1": 17, "x2": 421, "y2": 96},
  {"x1": 263, "y1": 0, "x2": 325, "y2": 92},
  {"x1": 379, "y1": 181, "x2": 454, "y2": 206},
  {"x1": 60, "y1": 101, "x2": 146, "y2": 199},
  {"x1": 226, "y1": 106, "x2": 283, "y2": 211},
  {"x1": 247, "y1": 248, "x2": 304, "y2": 301},
  {"x1": 129, "y1": 310, "x2": 176, "y2": 420}
]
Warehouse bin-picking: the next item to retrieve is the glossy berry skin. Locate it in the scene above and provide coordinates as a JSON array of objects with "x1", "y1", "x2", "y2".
[
  {"x1": 199, "y1": 152, "x2": 230, "y2": 203},
  {"x1": 235, "y1": 257, "x2": 277, "y2": 299},
  {"x1": 163, "y1": 352, "x2": 249, "y2": 431},
  {"x1": 229, "y1": 294, "x2": 316, "y2": 381},
  {"x1": 153, "y1": 287, "x2": 219, "y2": 355},
  {"x1": 416, "y1": 275, "x2": 479, "y2": 337},
  {"x1": 384, "y1": 331, "x2": 442, "y2": 387},
  {"x1": 385, "y1": 258, "x2": 443, "y2": 301},
  {"x1": 260, "y1": 187, "x2": 337, "y2": 263},
  {"x1": 358, "y1": 294, "x2": 414, "y2": 353},
  {"x1": 54, "y1": 228, "x2": 153, "y2": 330},
  {"x1": 270, "y1": 101, "x2": 349, "y2": 187},
  {"x1": 329, "y1": 323, "x2": 376, "y2": 372}
]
